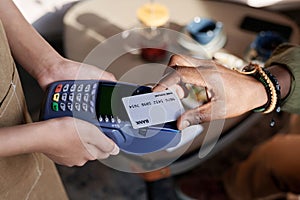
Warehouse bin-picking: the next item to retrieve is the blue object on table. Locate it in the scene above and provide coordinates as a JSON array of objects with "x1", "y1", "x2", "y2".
[
  {"x1": 250, "y1": 31, "x2": 286, "y2": 62},
  {"x1": 186, "y1": 17, "x2": 223, "y2": 45}
]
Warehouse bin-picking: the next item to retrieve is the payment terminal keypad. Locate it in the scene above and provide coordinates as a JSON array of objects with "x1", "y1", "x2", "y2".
[{"x1": 50, "y1": 82, "x2": 97, "y2": 114}]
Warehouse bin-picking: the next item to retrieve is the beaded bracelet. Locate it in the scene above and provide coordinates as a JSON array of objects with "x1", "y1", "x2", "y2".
[
  {"x1": 233, "y1": 63, "x2": 281, "y2": 123},
  {"x1": 262, "y1": 68, "x2": 281, "y2": 113}
]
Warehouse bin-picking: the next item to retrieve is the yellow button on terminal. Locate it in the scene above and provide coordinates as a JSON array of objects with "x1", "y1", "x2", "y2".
[{"x1": 53, "y1": 93, "x2": 60, "y2": 102}]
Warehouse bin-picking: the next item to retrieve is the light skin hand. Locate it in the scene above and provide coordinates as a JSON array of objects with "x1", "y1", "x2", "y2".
[
  {"x1": 35, "y1": 60, "x2": 119, "y2": 166},
  {"x1": 0, "y1": 117, "x2": 119, "y2": 167},
  {"x1": 34, "y1": 59, "x2": 120, "y2": 166},
  {"x1": 0, "y1": 63, "x2": 119, "y2": 166},
  {"x1": 153, "y1": 55, "x2": 268, "y2": 130},
  {"x1": 36, "y1": 57, "x2": 117, "y2": 90},
  {"x1": 40, "y1": 117, "x2": 119, "y2": 167},
  {"x1": 0, "y1": 0, "x2": 120, "y2": 165}
]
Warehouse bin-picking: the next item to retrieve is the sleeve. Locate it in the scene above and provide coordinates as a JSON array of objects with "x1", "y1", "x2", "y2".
[{"x1": 265, "y1": 43, "x2": 300, "y2": 114}]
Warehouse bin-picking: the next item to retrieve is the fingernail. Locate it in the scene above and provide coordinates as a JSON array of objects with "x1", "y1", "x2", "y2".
[
  {"x1": 181, "y1": 120, "x2": 190, "y2": 130},
  {"x1": 110, "y1": 144, "x2": 120, "y2": 155}
]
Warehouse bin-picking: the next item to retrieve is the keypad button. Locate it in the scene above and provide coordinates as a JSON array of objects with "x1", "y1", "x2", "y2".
[
  {"x1": 92, "y1": 83, "x2": 97, "y2": 89},
  {"x1": 70, "y1": 84, "x2": 76, "y2": 92},
  {"x1": 76, "y1": 93, "x2": 82, "y2": 102},
  {"x1": 91, "y1": 94, "x2": 96, "y2": 102},
  {"x1": 52, "y1": 102, "x2": 59, "y2": 111},
  {"x1": 82, "y1": 103, "x2": 88, "y2": 111},
  {"x1": 69, "y1": 93, "x2": 74, "y2": 102},
  {"x1": 90, "y1": 101, "x2": 95, "y2": 108},
  {"x1": 60, "y1": 102, "x2": 66, "y2": 111},
  {"x1": 105, "y1": 116, "x2": 109, "y2": 123},
  {"x1": 67, "y1": 103, "x2": 73, "y2": 111},
  {"x1": 62, "y1": 84, "x2": 70, "y2": 92},
  {"x1": 84, "y1": 84, "x2": 91, "y2": 92},
  {"x1": 53, "y1": 93, "x2": 60, "y2": 102},
  {"x1": 111, "y1": 117, "x2": 115, "y2": 123},
  {"x1": 55, "y1": 84, "x2": 63, "y2": 93},
  {"x1": 91, "y1": 89, "x2": 96, "y2": 95},
  {"x1": 61, "y1": 93, "x2": 67, "y2": 101},
  {"x1": 77, "y1": 84, "x2": 84, "y2": 92},
  {"x1": 99, "y1": 115, "x2": 103, "y2": 122},
  {"x1": 83, "y1": 93, "x2": 89, "y2": 102},
  {"x1": 75, "y1": 103, "x2": 81, "y2": 111}
]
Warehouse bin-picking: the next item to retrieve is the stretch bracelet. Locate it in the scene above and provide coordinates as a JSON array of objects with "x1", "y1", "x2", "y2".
[
  {"x1": 233, "y1": 63, "x2": 280, "y2": 114},
  {"x1": 262, "y1": 68, "x2": 281, "y2": 113}
]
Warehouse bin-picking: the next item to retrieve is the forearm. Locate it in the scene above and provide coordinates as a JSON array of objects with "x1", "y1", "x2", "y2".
[
  {"x1": 0, "y1": 0, "x2": 62, "y2": 81},
  {"x1": 0, "y1": 122, "x2": 47, "y2": 157},
  {"x1": 0, "y1": 118, "x2": 115, "y2": 167}
]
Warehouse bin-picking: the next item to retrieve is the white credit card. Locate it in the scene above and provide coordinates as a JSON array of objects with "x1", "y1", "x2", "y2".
[{"x1": 122, "y1": 90, "x2": 184, "y2": 129}]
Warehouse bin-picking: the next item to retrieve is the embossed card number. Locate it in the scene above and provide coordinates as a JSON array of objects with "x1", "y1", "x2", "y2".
[{"x1": 122, "y1": 90, "x2": 184, "y2": 129}]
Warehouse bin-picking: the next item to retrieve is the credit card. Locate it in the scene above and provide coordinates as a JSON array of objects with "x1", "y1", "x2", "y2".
[{"x1": 122, "y1": 90, "x2": 185, "y2": 129}]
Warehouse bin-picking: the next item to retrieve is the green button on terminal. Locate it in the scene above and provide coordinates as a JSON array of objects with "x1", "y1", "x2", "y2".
[{"x1": 52, "y1": 102, "x2": 59, "y2": 111}]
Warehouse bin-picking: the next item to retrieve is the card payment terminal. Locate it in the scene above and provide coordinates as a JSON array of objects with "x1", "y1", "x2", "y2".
[{"x1": 40, "y1": 80, "x2": 181, "y2": 155}]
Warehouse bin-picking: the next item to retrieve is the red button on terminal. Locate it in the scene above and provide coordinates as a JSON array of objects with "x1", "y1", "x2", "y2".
[{"x1": 55, "y1": 84, "x2": 63, "y2": 93}]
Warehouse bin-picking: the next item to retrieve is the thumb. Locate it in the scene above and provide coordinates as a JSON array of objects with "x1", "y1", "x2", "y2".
[{"x1": 177, "y1": 103, "x2": 213, "y2": 130}]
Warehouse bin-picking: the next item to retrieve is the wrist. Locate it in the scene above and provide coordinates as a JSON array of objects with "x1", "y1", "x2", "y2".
[
  {"x1": 32, "y1": 119, "x2": 64, "y2": 154},
  {"x1": 267, "y1": 64, "x2": 292, "y2": 100},
  {"x1": 36, "y1": 56, "x2": 67, "y2": 89},
  {"x1": 244, "y1": 63, "x2": 290, "y2": 114},
  {"x1": 233, "y1": 63, "x2": 274, "y2": 112},
  {"x1": 248, "y1": 75, "x2": 269, "y2": 110}
]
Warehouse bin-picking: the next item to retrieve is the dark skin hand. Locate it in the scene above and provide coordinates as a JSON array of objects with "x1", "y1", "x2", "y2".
[{"x1": 153, "y1": 55, "x2": 291, "y2": 130}]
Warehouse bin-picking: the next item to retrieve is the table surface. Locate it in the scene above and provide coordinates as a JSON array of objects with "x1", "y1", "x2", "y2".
[
  {"x1": 63, "y1": 0, "x2": 299, "y2": 172},
  {"x1": 64, "y1": 0, "x2": 299, "y2": 84},
  {"x1": 64, "y1": 0, "x2": 299, "y2": 61}
]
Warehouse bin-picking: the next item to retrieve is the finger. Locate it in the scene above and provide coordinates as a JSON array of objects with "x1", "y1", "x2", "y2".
[
  {"x1": 152, "y1": 83, "x2": 168, "y2": 92},
  {"x1": 162, "y1": 59, "x2": 193, "y2": 76},
  {"x1": 168, "y1": 54, "x2": 198, "y2": 67},
  {"x1": 177, "y1": 103, "x2": 213, "y2": 130},
  {"x1": 152, "y1": 83, "x2": 186, "y2": 99},
  {"x1": 176, "y1": 67, "x2": 208, "y2": 87},
  {"x1": 109, "y1": 144, "x2": 120, "y2": 155},
  {"x1": 153, "y1": 67, "x2": 206, "y2": 98},
  {"x1": 91, "y1": 132, "x2": 120, "y2": 155},
  {"x1": 169, "y1": 55, "x2": 218, "y2": 69},
  {"x1": 163, "y1": 66, "x2": 208, "y2": 89},
  {"x1": 85, "y1": 144, "x2": 111, "y2": 160},
  {"x1": 154, "y1": 85, "x2": 187, "y2": 100},
  {"x1": 152, "y1": 70, "x2": 181, "y2": 92},
  {"x1": 75, "y1": 119, "x2": 119, "y2": 154},
  {"x1": 169, "y1": 84, "x2": 186, "y2": 99}
]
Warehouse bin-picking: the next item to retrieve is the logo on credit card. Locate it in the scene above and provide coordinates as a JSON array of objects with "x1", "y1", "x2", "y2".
[{"x1": 122, "y1": 90, "x2": 185, "y2": 129}]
